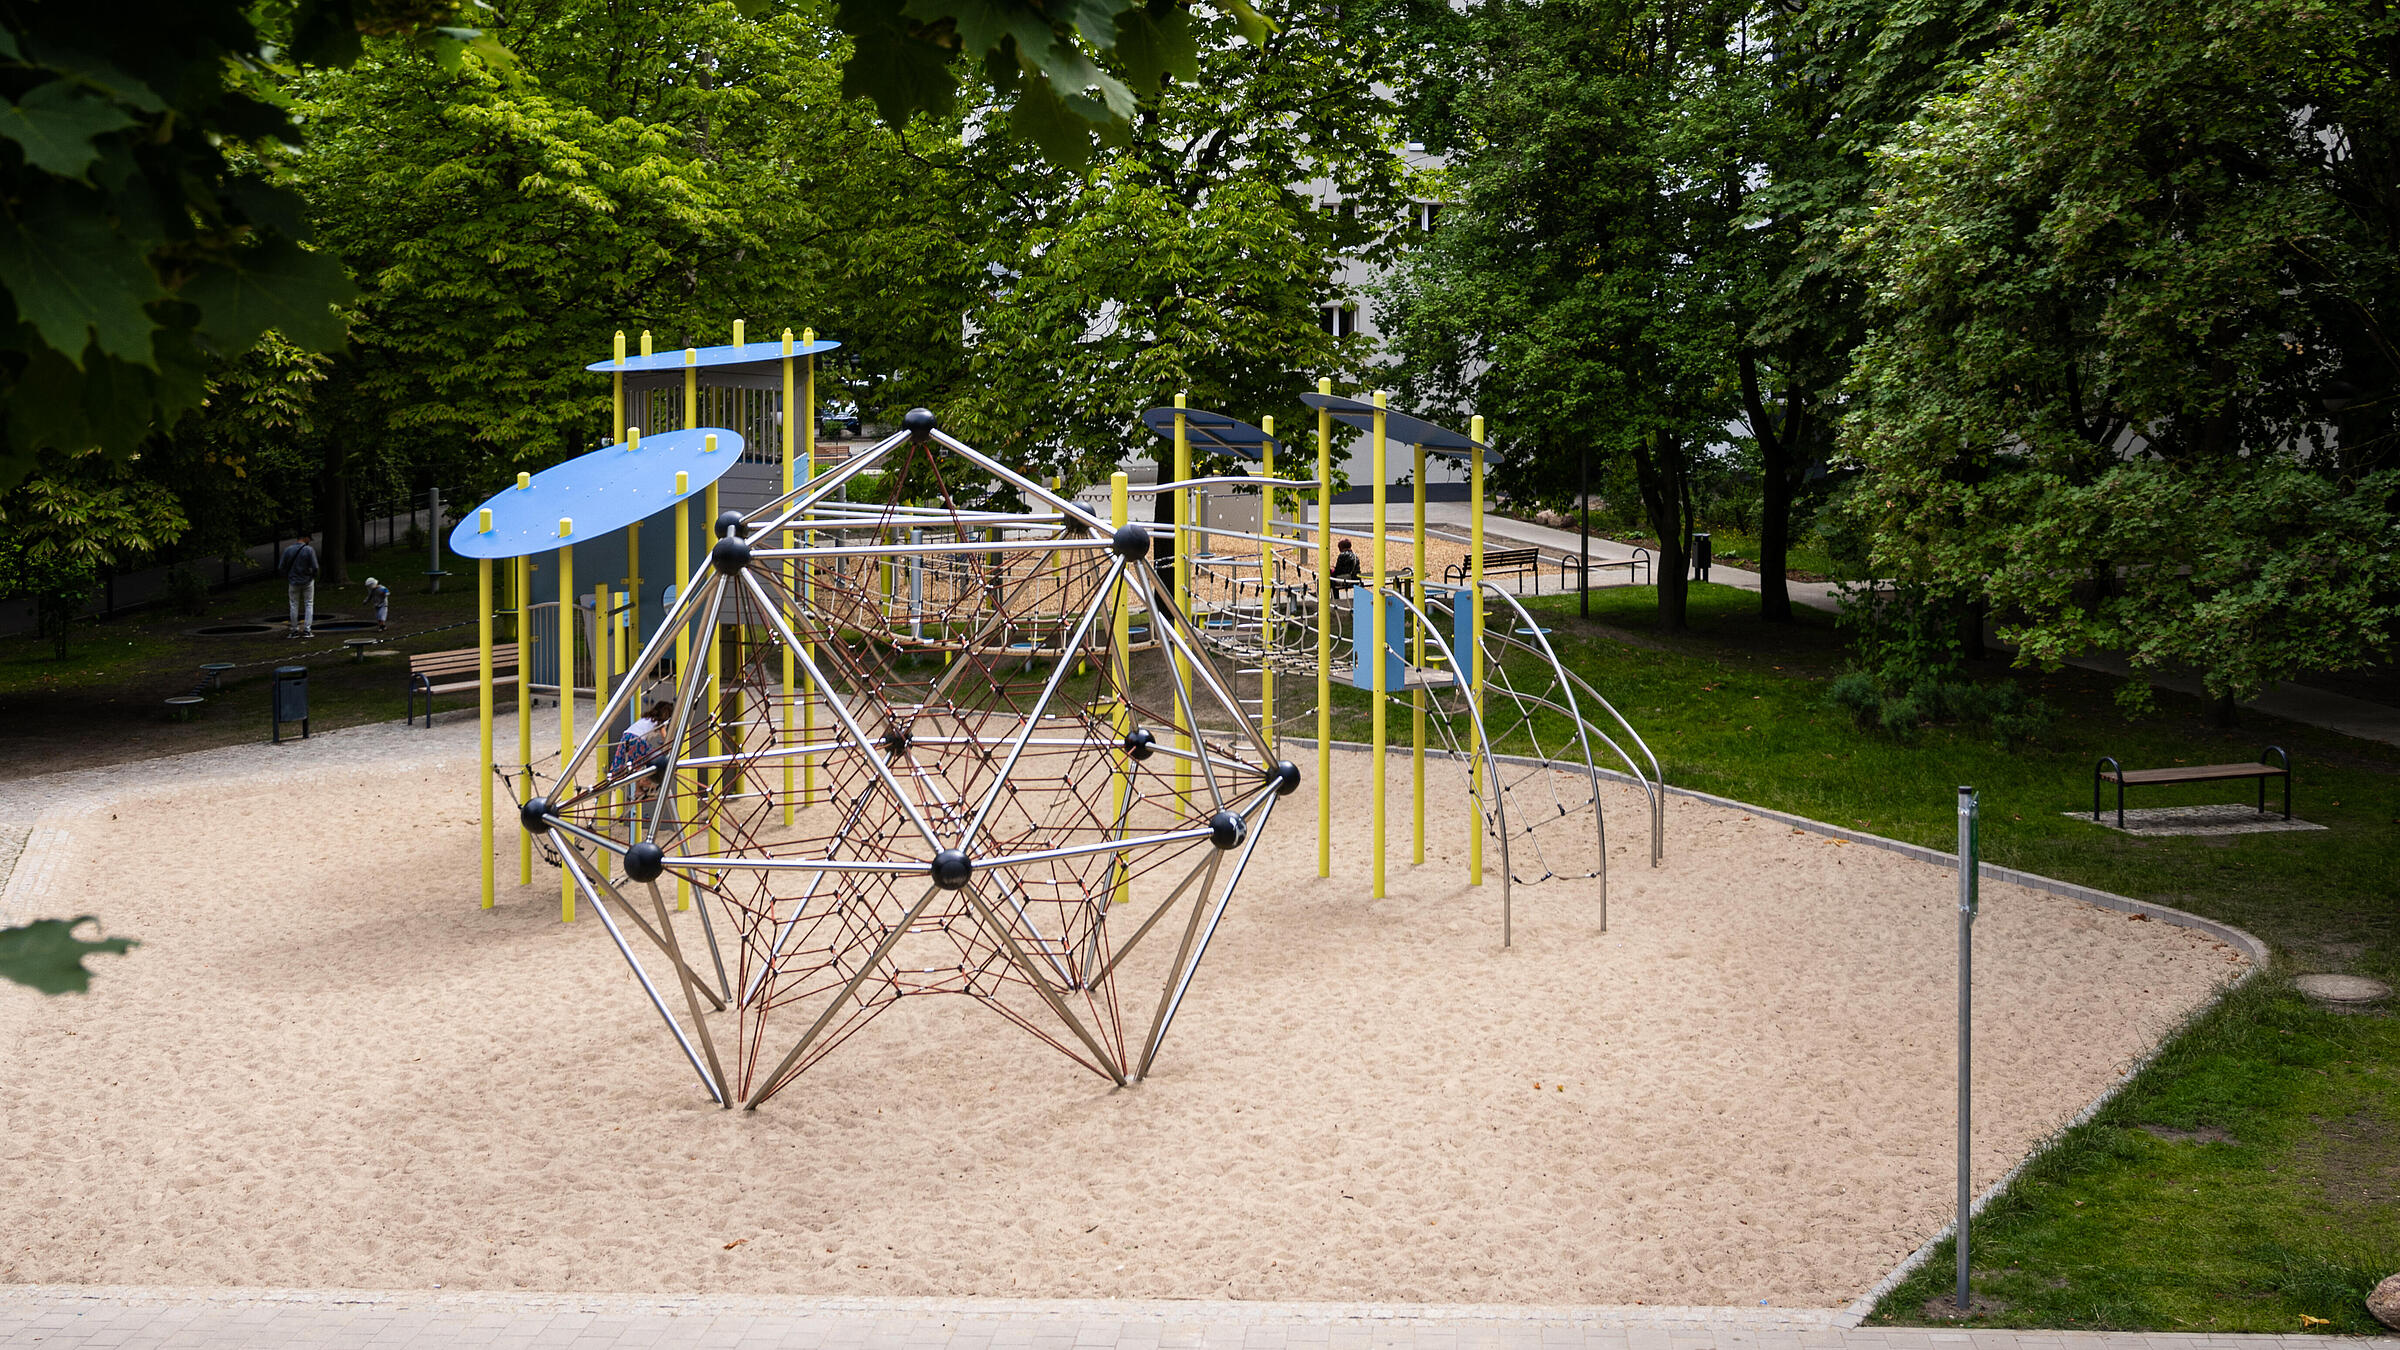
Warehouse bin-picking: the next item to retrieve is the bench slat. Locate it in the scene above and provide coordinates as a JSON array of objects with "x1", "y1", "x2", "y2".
[{"x1": 2103, "y1": 763, "x2": 2286, "y2": 785}]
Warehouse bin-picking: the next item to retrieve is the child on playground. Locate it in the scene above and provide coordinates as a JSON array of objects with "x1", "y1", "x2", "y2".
[{"x1": 363, "y1": 577, "x2": 391, "y2": 630}]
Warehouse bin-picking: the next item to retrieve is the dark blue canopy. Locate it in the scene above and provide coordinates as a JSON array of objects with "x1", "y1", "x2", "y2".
[
  {"x1": 1299, "y1": 392, "x2": 1496, "y2": 463},
  {"x1": 1138, "y1": 406, "x2": 1284, "y2": 462}
]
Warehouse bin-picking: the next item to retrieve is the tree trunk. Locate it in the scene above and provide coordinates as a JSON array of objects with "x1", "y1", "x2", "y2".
[
  {"x1": 1957, "y1": 596, "x2": 1987, "y2": 662},
  {"x1": 1630, "y1": 429, "x2": 1691, "y2": 630},
  {"x1": 2211, "y1": 689, "x2": 2238, "y2": 728},
  {"x1": 1739, "y1": 353, "x2": 1796, "y2": 624}
]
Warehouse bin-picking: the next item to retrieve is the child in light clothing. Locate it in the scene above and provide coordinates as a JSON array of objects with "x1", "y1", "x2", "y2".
[{"x1": 363, "y1": 577, "x2": 391, "y2": 630}]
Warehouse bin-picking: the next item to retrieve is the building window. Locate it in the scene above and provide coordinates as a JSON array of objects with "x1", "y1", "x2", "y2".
[
  {"x1": 1413, "y1": 201, "x2": 1443, "y2": 232},
  {"x1": 1319, "y1": 305, "x2": 1358, "y2": 337}
]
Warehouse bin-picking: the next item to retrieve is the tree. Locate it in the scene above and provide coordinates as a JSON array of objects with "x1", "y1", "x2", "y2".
[
  {"x1": 0, "y1": 1, "x2": 521, "y2": 493},
  {"x1": 287, "y1": 0, "x2": 975, "y2": 504},
  {"x1": 1380, "y1": 0, "x2": 1754, "y2": 629},
  {"x1": 1736, "y1": 0, "x2": 2015, "y2": 622},
  {"x1": 939, "y1": 0, "x2": 1423, "y2": 489},
  {"x1": 0, "y1": 451, "x2": 189, "y2": 657},
  {"x1": 1841, "y1": 0, "x2": 2400, "y2": 710}
]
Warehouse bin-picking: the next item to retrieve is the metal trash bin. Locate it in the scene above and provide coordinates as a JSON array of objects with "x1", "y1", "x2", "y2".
[
  {"x1": 272, "y1": 665, "x2": 310, "y2": 743},
  {"x1": 1690, "y1": 531, "x2": 1712, "y2": 583}
]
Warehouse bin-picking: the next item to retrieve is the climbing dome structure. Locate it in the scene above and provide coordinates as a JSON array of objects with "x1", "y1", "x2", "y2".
[{"x1": 521, "y1": 413, "x2": 1294, "y2": 1109}]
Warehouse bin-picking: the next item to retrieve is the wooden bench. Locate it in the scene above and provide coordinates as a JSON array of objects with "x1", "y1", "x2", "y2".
[
  {"x1": 1442, "y1": 548, "x2": 1542, "y2": 587},
  {"x1": 408, "y1": 643, "x2": 519, "y2": 726},
  {"x1": 2094, "y1": 745, "x2": 2290, "y2": 828}
]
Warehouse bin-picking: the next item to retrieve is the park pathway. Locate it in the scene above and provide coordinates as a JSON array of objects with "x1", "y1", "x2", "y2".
[
  {"x1": 1311, "y1": 504, "x2": 2400, "y2": 748},
  {"x1": 0, "y1": 1285, "x2": 2390, "y2": 1350}
]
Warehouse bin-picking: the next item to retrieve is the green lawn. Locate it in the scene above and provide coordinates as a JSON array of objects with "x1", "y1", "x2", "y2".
[
  {"x1": 1495, "y1": 584, "x2": 2400, "y2": 1332},
  {"x1": 0, "y1": 541, "x2": 499, "y2": 779}
]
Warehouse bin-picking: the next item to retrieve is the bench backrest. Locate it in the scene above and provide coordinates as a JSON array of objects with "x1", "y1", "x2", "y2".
[
  {"x1": 1484, "y1": 548, "x2": 1539, "y2": 564},
  {"x1": 411, "y1": 643, "x2": 520, "y2": 678}
]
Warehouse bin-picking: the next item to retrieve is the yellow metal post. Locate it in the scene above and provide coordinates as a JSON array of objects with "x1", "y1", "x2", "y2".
[
  {"x1": 802, "y1": 328, "x2": 817, "y2": 806},
  {"x1": 690, "y1": 356, "x2": 716, "y2": 882},
  {"x1": 1316, "y1": 380, "x2": 1332, "y2": 879},
  {"x1": 1413, "y1": 439, "x2": 1427, "y2": 866},
  {"x1": 781, "y1": 328, "x2": 795, "y2": 825},
  {"x1": 558, "y1": 528, "x2": 576, "y2": 923},
  {"x1": 1110, "y1": 471, "x2": 1133, "y2": 908},
  {"x1": 612, "y1": 329, "x2": 626, "y2": 448},
  {"x1": 1371, "y1": 391, "x2": 1388, "y2": 899},
  {"x1": 479, "y1": 552, "x2": 495, "y2": 909},
  {"x1": 674, "y1": 467, "x2": 692, "y2": 910},
  {"x1": 1260, "y1": 415, "x2": 1276, "y2": 757},
  {"x1": 1469, "y1": 415, "x2": 1486, "y2": 886},
  {"x1": 1173, "y1": 394, "x2": 1192, "y2": 802},
  {"x1": 517, "y1": 503, "x2": 532, "y2": 887}
]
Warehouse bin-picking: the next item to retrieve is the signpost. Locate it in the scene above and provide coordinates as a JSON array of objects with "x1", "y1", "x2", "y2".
[{"x1": 1956, "y1": 784, "x2": 1980, "y2": 1311}]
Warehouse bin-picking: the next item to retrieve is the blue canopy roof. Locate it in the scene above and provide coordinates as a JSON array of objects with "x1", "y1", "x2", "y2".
[
  {"x1": 1299, "y1": 392, "x2": 1496, "y2": 463},
  {"x1": 448, "y1": 427, "x2": 748, "y2": 560},
  {"x1": 1138, "y1": 406, "x2": 1283, "y2": 461},
  {"x1": 584, "y1": 338, "x2": 841, "y2": 375}
]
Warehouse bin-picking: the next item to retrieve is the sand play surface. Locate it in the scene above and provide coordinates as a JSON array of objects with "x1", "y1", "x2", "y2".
[{"x1": 0, "y1": 722, "x2": 2247, "y2": 1307}]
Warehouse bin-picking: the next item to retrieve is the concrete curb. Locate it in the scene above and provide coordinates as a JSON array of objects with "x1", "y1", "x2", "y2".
[{"x1": 0, "y1": 1284, "x2": 1853, "y2": 1329}]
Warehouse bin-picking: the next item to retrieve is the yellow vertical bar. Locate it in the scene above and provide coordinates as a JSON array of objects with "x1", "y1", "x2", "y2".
[
  {"x1": 1260, "y1": 415, "x2": 1276, "y2": 758},
  {"x1": 1316, "y1": 380, "x2": 1332, "y2": 879},
  {"x1": 625, "y1": 521, "x2": 640, "y2": 655},
  {"x1": 1469, "y1": 415, "x2": 1486, "y2": 887},
  {"x1": 518, "y1": 553, "x2": 532, "y2": 886},
  {"x1": 1413, "y1": 439, "x2": 1427, "y2": 866},
  {"x1": 1371, "y1": 391, "x2": 1387, "y2": 899},
  {"x1": 781, "y1": 329, "x2": 795, "y2": 825},
  {"x1": 593, "y1": 578, "x2": 611, "y2": 853},
  {"x1": 802, "y1": 329, "x2": 817, "y2": 806},
  {"x1": 1173, "y1": 393, "x2": 1192, "y2": 802},
  {"x1": 675, "y1": 475, "x2": 691, "y2": 910},
  {"x1": 688, "y1": 354, "x2": 715, "y2": 879},
  {"x1": 1110, "y1": 471, "x2": 1132, "y2": 907},
  {"x1": 559, "y1": 536, "x2": 575, "y2": 922},
  {"x1": 479, "y1": 555, "x2": 495, "y2": 908}
]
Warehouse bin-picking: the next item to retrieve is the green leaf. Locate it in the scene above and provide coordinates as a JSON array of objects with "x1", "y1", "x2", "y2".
[
  {"x1": 0, "y1": 916, "x2": 135, "y2": 995},
  {"x1": 0, "y1": 80, "x2": 137, "y2": 179},
  {"x1": 1009, "y1": 73, "x2": 1097, "y2": 165},
  {"x1": 837, "y1": 0, "x2": 962, "y2": 124},
  {"x1": 1114, "y1": 4, "x2": 1199, "y2": 90},
  {"x1": 0, "y1": 185, "x2": 162, "y2": 365},
  {"x1": 182, "y1": 232, "x2": 354, "y2": 354},
  {"x1": 1222, "y1": 0, "x2": 1274, "y2": 46}
]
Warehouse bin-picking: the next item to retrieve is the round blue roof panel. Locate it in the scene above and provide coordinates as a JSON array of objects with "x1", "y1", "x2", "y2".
[
  {"x1": 583, "y1": 338, "x2": 841, "y2": 375},
  {"x1": 449, "y1": 427, "x2": 749, "y2": 559}
]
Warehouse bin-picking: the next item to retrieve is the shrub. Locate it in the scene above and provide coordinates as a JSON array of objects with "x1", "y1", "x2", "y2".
[{"x1": 163, "y1": 564, "x2": 208, "y2": 615}]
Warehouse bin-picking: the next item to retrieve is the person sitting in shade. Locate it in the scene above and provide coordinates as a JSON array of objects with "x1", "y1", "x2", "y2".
[{"x1": 1329, "y1": 538, "x2": 1362, "y2": 590}]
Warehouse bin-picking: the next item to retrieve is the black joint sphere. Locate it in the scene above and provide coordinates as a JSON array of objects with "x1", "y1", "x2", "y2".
[
  {"x1": 623, "y1": 840, "x2": 665, "y2": 883},
  {"x1": 1209, "y1": 811, "x2": 1247, "y2": 850},
  {"x1": 903, "y1": 407, "x2": 938, "y2": 440},
  {"x1": 930, "y1": 848, "x2": 973, "y2": 890},
  {"x1": 1274, "y1": 760, "x2": 1302, "y2": 796},
  {"x1": 1110, "y1": 523, "x2": 1150, "y2": 558},
  {"x1": 881, "y1": 726, "x2": 912, "y2": 754},
  {"x1": 710, "y1": 535, "x2": 752, "y2": 574},
  {"x1": 714, "y1": 509, "x2": 748, "y2": 539},
  {"x1": 1123, "y1": 728, "x2": 1155, "y2": 761},
  {"x1": 519, "y1": 797, "x2": 553, "y2": 834}
]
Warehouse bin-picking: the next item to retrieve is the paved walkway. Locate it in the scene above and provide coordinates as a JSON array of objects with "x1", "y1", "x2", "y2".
[
  {"x1": 1311, "y1": 505, "x2": 2400, "y2": 748},
  {"x1": 1, "y1": 1286, "x2": 2389, "y2": 1350}
]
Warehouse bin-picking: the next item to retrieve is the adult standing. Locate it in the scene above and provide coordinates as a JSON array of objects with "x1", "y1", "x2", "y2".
[{"x1": 279, "y1": 532, "x2": 319, "y2": 638}]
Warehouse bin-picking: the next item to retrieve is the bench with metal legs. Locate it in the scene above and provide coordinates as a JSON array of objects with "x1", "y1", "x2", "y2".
[{"x1": 2094, "y1": 745, "x2": 2290, "y2": 828}]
